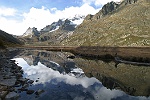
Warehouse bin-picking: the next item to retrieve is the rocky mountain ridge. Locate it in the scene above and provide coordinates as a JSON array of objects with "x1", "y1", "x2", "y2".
[
  {"x1": 22, "y1": 27, "x2": 40, "y2": 38},
  {"x1": 20, "y1": 0, "x2": 150, "y2": 46},
  {"x1": 61, "y1": 0, "x2": 150, "y2": 46},
  {"x1": 21, "y1": 15, "x2": 85, "y2": 45}
]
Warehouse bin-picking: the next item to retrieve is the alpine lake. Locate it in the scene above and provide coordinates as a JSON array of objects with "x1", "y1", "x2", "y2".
[{"x1": 9, "y1": 48, "x2": 150, "y2": 100}]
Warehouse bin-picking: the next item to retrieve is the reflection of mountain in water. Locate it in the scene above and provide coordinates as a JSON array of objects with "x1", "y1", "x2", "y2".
[
  {"x1": 74, "y1": 57, "x2": 150, "y2": 96},
  {"x1": 14, "y1": 49, "x2": 150, "y2": 97},
  {"x1": 15, "y1": 50, "x2": 84, "y2": 76},
  {"x1": 87, "y1": 73, "x2": 136, "y2": 96}
]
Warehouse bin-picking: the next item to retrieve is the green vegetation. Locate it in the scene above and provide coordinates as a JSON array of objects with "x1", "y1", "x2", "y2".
[{"x1": 61, "y1": 0, "x2": 150, "y2": 46}]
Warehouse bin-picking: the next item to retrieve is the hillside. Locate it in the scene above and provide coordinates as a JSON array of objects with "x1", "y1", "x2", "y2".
[
  {"x1": 0, "y1": 30, "x2": 22, "y2": 48},
  {"x1": 61, "y1": 0, "x2": 150, "y2": 46}
]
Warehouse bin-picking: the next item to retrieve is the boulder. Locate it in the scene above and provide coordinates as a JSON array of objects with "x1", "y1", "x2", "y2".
[
  {"x1": 0, "y1": 78, "x2": 16, "y2": 87},
  {"x1": 5, "y1": 92, "x2": 20, "y2": 100},
  {"x1": 0, "y1": 91, "x2": 8, "y2": 99}
]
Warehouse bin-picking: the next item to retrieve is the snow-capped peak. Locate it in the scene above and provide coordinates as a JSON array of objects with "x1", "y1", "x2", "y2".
[
  {"x1": 40, "y1": 15, "x2": 85, "y2": 33},
  {"x1": 22, "y1": 27, "x2": 40, "y2": 38},
  {"x1": 68, "y1": 14, "x2": 85, "y2": 25}
]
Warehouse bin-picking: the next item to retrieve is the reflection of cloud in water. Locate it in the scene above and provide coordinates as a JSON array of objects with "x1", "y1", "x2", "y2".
[
  {"x1": 14, "y1": 58, "x2": 150, "y2": 100},
  {"x1": 14, "y1": 58, "x2": 99, "y2": 88}
]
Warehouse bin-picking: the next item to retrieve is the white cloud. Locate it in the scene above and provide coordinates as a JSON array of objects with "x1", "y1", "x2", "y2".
[
  {"x1": 22, "y1": 6, "x2": 54, "y2": 31},
  {"x1": 0, "y1": 17, "x2": 27, "y2": 36},
  {"x1": 83, "y1": 0, "x2": 121, "y2": 6},
  {"x1": 0, "y1": 7, "x2": 26, "y2": 36},
  {"x1": 0, "y1": 4, "x2": 99, "y2": 36},
  {"x1": 0, "y1": 7, "x2": 16, "y2": 16},
  {"x1": 54, "y1": 4, "x2": 99, "y2": 19}
]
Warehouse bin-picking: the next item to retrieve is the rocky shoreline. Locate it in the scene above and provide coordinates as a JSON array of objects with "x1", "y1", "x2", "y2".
[{"x1": 0, "y1": 49, "x2": 44, "y2": 100}]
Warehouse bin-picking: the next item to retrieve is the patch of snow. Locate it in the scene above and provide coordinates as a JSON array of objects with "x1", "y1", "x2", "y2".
[
  {"x1": 49, "y1": 26, "x2": 60, "y2": 32},
  {"x1": 71, "y1": 68, "x2": 84, "y2": 74},
  {"x1": 71, "y1": 18, "x2": 84, "y2": 26}
]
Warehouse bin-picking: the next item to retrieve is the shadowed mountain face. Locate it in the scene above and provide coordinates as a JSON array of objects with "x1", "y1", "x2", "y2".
[
  {"x1": 61, "y1": 0, "x2": 150, "y2": 46},
  {"x1": 0, "y1": 30, "x2": 22, "y2": 48}
]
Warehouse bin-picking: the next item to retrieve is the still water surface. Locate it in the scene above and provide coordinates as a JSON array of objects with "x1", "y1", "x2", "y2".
[{"x1": 12, "y1": 50, "x2": 150, "y2": 100}]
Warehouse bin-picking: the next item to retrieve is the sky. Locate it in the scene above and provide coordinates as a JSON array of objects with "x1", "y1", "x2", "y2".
[{"x1": 0, "y1": 0, "x2": 121, "y2": 36}]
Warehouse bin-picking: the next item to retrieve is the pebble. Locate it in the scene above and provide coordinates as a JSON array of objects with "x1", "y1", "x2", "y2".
[{"x1": 28, "y1": 80, "x2": 34, "y2": 84}]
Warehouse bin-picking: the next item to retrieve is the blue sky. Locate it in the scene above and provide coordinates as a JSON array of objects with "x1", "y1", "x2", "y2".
[{"x1": 0, "y1": 0, "x2": 120, "y2": 35}]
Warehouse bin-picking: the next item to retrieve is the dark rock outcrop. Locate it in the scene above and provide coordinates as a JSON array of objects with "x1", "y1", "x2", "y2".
[
  {"x1": 125, "y1": 0, "x2": 138, "y2": 4},
  {"x1": 60, "y1": 19, "x2": 76, "y2": 31},
  {"x1": 102, "y1": 1, "x2": 119, "y2": 16},
  {"x1": 92, "y1": 1, "x2": 119, "y2": 20},
  {"x1": 40, "y1": 19, "x2": 63, "y2": 33}
]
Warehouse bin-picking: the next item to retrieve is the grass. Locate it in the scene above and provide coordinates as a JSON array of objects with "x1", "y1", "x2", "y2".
[{"x1": 60, "y1": 0, "x2": 150, "y2": 46}]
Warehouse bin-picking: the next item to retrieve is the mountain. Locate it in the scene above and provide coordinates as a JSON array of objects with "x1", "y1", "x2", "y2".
[
  {"x1": 0, "y1": 30, "x2": 22, "y2": 48},
  {"x1": 22, "y1": 27, "x2": 40, "y2": 38},
  {"x1": 21, "y1": 15, "x2": 85, "y2": 46},
  {"x1": 40, "y1": 15, "x2": 85, "y2": 34},
  {"x1": 40, "y1": 19, "x2": 63, "y2": 33},
  {"x1": 61, "y1": 0, "x2": 150, "y2": 46},
  {"x1": 20, "y1": 27, "x2": 40, "y2": 45}
]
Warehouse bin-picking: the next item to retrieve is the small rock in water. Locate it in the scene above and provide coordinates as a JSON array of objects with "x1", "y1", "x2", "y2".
[
  {"x1": 28, "y1": 80, "x2": 34, "y2": 84},
  {"x1": 5, "y1": 92, "x2": 20, "y2": 100},
  {"x1": 26, "y1": 90, "x2": 34, "y2": 94},
  {"x1": 18, "y1": 88, "x2": 28, "y2": 91},
  {"x1": 35, "y1": 80, "x2": 39, "y2": 82},
  {"x1": 67, "y1": 55, "x2": 75, "y2": 59},
  {"x1": 22, "y1": 84, "x2": 29, "y2": 89},
  {"x1": 35, "y1": 89, "x2": 44, "y2": 95}
]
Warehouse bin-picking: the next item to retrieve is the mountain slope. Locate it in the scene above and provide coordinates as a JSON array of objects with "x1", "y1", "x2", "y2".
[
  {"x1": 39, "y1": 15, "x2": 85, "y2": 45},
  {"x1": 0, "y1": 30, "x2": 22, "y2": 48},
  {"x1": 22, "y1": 15, "x2": 85, "y2": 46},
  {"x1": 22, "y1": 27, "x2": 40, "y2": 38},
  {"x1": 61, "y1": 0, "x2": 150, "y2": 46},
  {"x1": 38, "y1": 19, "x2": 76, "y2": 45}
]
